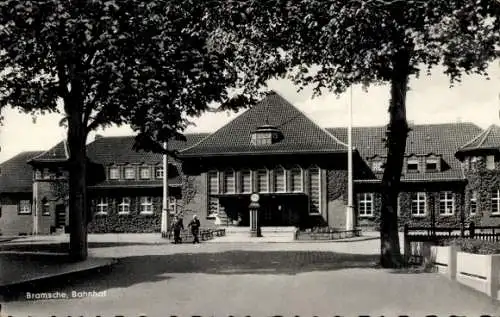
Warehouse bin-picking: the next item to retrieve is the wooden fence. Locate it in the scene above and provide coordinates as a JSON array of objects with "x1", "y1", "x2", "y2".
[{"x1": 403, "y1": 222, "x2": 500, "y2": 264}]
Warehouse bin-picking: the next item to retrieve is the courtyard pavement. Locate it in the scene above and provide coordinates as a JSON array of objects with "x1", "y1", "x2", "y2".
[{"x1": 1, "y1": 233, "x2": 499, "y2": 316}]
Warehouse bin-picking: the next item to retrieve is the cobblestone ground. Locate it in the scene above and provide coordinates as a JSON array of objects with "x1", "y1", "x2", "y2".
[{"x1": 2, "y1": 241, "x2": 500, "y2": 317}]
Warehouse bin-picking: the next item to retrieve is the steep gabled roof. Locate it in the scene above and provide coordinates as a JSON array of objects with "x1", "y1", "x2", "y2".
[
  {"x1": 180, "y1": 91, "x2": 348, "y2": 157},
  {"x1": 457, "y1": 124, "x2": 500, "y2": 154},
  {"x1": 0, "y1": 151, "x2": 42, "y2": 193},
  {"x1": 327, "y1": 122, "x2": 482, "y2": 182},
  {"x1": 86, "y1": 133, "x2": 209, "y2": 165},
  {"x1": 28, "y1": 140, "x2": 69, "y2": 163}
]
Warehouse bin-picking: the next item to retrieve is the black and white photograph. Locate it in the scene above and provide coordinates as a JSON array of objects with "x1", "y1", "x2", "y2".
[{"x1": 0, "y1": 0, "x2": 499, "y2": 316}]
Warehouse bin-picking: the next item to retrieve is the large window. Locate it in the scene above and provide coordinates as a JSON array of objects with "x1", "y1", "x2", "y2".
[
  {"x1": 18, "y1": 200, "x2": 31, "y2": 215},
  {"x1": 240, "y1": 170, "x2": 252, "y2": 193},
  {"x1": 140, "y1": 167, "x2": 151, "y2": 179},
  {"x1": 124, "y1": 167, "x2": 136, "y2": 180},
  {"x1": 140, "y1": 197, "x2": 154, "y2": 214},
  {"x1": 208, "y1": 171, "x2": 219, "y2": 194},
  {"x1": 96, "y1": 198, "x2": 108, "y2": 215},
  {"x1": 358, "y1": 193, "x2": 374, "y2": 217},
  {"x1": 309, "y1": 166, "x2": 321, "y2": 214},
  {"x1": 273, "y1": 166, "x2": 286, "y2": 193},
  {"x1": 470, "y1": 191, "x2": 478, "y2": 215},
  {"x1": 155, "y1": 166, "x2": 164, "y2": 179},
  {"x1": 256, "y1": 169, "x2": 269, "y2": 193},
  {"x1": 223, "y1": 169, "x2": 236, "y2": 193},
  {"x1": 118, "y1": 197, "x2": 131, "y2": 214},
  {"x1": 411, "y1": 192, "x2": 426, "y2": 216},
  {"x1": 290, "y1": 166, "x2": 303, "y2": 192},
  {"x1": 491, "y1": 190, "x2": 500, "y2": 215},
  {"x1": 109, "y1": 167, "x2": 120, "y2": 180},
  {"x1": 487, "y1": 155, "x2": 496, "y2": 170},
  {"x1": 439, "y1": 191, "x2": 455, "y2": 215}
]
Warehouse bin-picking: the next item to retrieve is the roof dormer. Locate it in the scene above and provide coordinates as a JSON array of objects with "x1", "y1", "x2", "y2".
[{"x1": 250, "y1": 124, "x2": 284, "y2": 146}]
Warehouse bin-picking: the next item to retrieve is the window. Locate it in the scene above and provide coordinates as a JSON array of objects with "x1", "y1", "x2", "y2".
[
  {"x1": 487, "y1": 155, "x2": 495, "y2": 170},
  {"x1": 290, "y1": 166, "x2": 303, "y2": 192},
  {"x1": 109, "y1": 167, "x2": 120, "y2": 180},
  {"x1": 439, "y1": 191, "x2": 455, "y2": 216},
  {"x1": 18, "y1": 200, "x2": 31, "y2": 215},
  {"x1": 43, "y1": 169, "x2": 51, "y2": 179},
  {"x1": 491, "y1": 190, "x2": 500, "y2": 215},
  {"x1": 273, "y1": 166, "x2": 286, "y2": 193},
  {"x1": 35, "y1": 169, "x2": 42, "y2": 179},
  {"x1": 251, "y1": 132, "x2": 272, "y2": 145},
  {"x1": 256, "y1": 169, "x2": 269, "y2": 193},
  {"x1": 358, "y1": 193, "x2": 374, "y2": 217},
  {"x1": 42, "y1": 200, "x2": 51, "y2": 216},
  {"x1": 241, "y1": 170, "x2": 252, "y2": 193},
  {"x1": 407, "y1": 159, "x2": 419, "y2": 172},
  {"x1": 124, "y1": 167, "x2": 136, "y2": 180},
  {"x1": 411, "y1": 192, "x2": 426, "y2": 216},
  {"x1": 208, "y1": 197, "x2": 219, "y2": 216},
  {"x1": 397, "y1": 195, "x2": 401, "y2": 216},
  {"x1": 470, "y1": 191, "x2": 478, "y2": 215},
  {"x1": 118, "y1": 197, "x2": 131, "y2": 214},
  {"x1": 309, "y1": 166, "x2": 321, "y2": 214},
  {"x1": 96, "y1": 198, "x2": 108, "y2": 215},
  {"x1": 426, "y1": 158, "x2": 439, "y2": 172},
  {"x1": 223, "y1": 169, "x2": 236, "y2": 193},
  {"x1": 140, "y1": 197, "x2": 154, "y2": 214},
  {"x1": 372, "y1": 160, "x2": 384, "y2": 173},
  {"x1": 155, "y1": 166, "x2": 164, "y2": 179},
  {"x1": 168, "y1": 196, "x2": 177, "y2": 214},
  {"x1": 208, "y1": 171, "x2": 219, "y2": 194},
  {"x1": 140, "y1": 167, "x2": 151, "y2": 179}
]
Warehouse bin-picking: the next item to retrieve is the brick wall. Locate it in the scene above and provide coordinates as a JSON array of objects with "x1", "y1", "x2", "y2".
[
  {"x1": 326, "y1": 169, "x2": 348, "y2": 228},
  {"x1": 0, "y1": 194, "x2": 33, "y2": 235}
]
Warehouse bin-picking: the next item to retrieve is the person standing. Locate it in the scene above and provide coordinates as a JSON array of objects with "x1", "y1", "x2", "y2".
[
  {"x1": 171, "y1": 215, "x2": 184, "y2": 244},
  {"x1": 188, "y1": 215, "x2": 201, "y2": 244}
]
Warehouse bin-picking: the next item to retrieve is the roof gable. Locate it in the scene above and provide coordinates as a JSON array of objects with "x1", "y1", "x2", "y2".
[
  {"x1": 29, "y1": 140, "x2": 69, "y2": 163},
  {"x1": 458, "y1": 124, "x2": 500, "y2": 152},
  {"x1": 180, "y1": 91, "x2": 347, "y2": 156}
]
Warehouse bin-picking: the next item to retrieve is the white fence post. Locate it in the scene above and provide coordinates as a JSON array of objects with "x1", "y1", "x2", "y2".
[
  {"x1": 448, "y1": 245, "x2": 457, "y2": 280},
  {"x1": 487, "y1": 256, "x2": 500, "y2": 299}
]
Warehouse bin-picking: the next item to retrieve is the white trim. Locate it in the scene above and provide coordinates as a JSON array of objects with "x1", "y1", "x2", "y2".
[
  {"x1": 491, "y1": 190, "x2": 500, "y2": 215},
  {"x1": 223, "y1": 169, "x2": 236, "y2": 194},
  {"x1": 96, "y1": 197, "x2": 108, "y2": 215},
  {"x1": 124, "y1": 166, "x2": 136, "y2": 180},
  {"x1": 290, "y1": 165, "x2": 303, "y2": 193},
  {"x1": 155, "y1": 166, "x2": 164, "y2": 179},
  {"x1": 140, "y1": 196, "x2": 154, "y2": 214},
  {"x1": 273, "y1": 165, "x2": 286, "y2": 193},
  {"x1": 358, "y1": 193, "x2": 374, "y2": 217},
  {"x1": 308, "y1": 166, "x2": 321, "y2": 215},
  {"x1": 139, "y1": 166, "x2": 151, "y2": 179},
  {"x1": 118, "y1": 197, "x2": 131, "y2": 215},
  {"x1": 240, "y1": 169, "x2": 252, "y2": 193},
  {"x1": 109, "y1": 167, "x2": 120, "y2": 180},
  {"x1": 439, "y1": 191, "x2": 455, "y2": 216},
  {"x1": 411, "y1": 192, "x2": 427, "y2": 216},
  {"x1": 256, "y1": 168, "x2": 269, "y2": 193}
]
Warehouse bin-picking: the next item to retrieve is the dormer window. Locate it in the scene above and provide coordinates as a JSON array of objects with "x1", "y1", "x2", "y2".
[
  {"x1": 425, "y1": 158, "x2": 439, "y2": 172},
  {"x1": 407, "y1": 159, "x2": 419, "y2": 172},
  {"x1": 109, "y1": 167, "x2": 120, "y2": 180},
  {"x1": 140, "y1": 166, "x2": 151, "y2": 179},
  {"x1": 250, "y1": 125, "x2": 283, "y2": 146}
]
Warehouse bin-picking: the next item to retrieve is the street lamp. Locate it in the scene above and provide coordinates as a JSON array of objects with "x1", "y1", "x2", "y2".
[{"x1": 161, "y1": 141, "x2": 169, "y2": 237}]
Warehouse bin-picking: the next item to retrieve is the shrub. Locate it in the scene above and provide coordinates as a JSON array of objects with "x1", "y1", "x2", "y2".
[{"x1": 445, "y1": 238, "x2": 500, "y2": 255}]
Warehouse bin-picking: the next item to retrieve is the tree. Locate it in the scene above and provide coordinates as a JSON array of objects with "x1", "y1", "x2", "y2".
[
  {"x1": 205, "y1": 0, "x2": 500, "y2": 267},
  {"x1": 0, "y1": 0, "x2": 251, "y2": 261}
]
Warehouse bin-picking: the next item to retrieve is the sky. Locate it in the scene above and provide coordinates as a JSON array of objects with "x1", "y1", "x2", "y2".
[{"x1": 0, "y1": 63, "x2": 498, "y2": 163}]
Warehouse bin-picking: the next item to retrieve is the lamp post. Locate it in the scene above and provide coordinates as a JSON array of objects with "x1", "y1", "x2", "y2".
[
  {"x1": 346, "y1": 86, "x2": 355, "y2": 231},
  {"x1": 161, "y1": 141, "x2": 169, "y2": 237}
]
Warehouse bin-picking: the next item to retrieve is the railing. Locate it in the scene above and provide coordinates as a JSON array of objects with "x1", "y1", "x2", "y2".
[
  {"x1": 295, "y1": 227, "x2": 362, "y2": 240},
  {"x1": 403, "y1": 222, "x2": 500, "y2": 265},
  {"x1": 163, "y1": 228, "x2": 226, "y2": 242}
]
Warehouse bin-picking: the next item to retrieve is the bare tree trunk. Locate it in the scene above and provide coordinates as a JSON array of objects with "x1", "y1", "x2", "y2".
[
  {"x1": 379, "y1": 50, "x2": 410, "y2": 268},
  {"x1": 67, "y1": 110, "x2": 88, "y2": 262}
]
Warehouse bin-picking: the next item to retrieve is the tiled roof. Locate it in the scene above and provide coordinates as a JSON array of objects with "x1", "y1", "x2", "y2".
[
  {"x1": 86, "y1": 134, "x2": 209, "y2": 165},
  {"x1": 0, "y1": 151, "x2": 41, "y2": 193},
  {"x1": 180, "y1": 91, "x2": 348, "y2": 157},
  {"x1": 29, "y1": 140, "x2": 68, "y2": 163},
  {"x1": 457, "y1": 124, "x2": 500, "y2": 153},
  {"x1": 89, "y1": 176, "x2": 182, "y2": 189},
  {"x1": 327, "y1": 123, "x2": 483, "y2": 182}
]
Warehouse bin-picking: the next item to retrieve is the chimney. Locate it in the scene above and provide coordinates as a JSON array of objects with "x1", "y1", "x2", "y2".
[{"x1": 94, "y1": 134, "x2": 104, "y2": 141}]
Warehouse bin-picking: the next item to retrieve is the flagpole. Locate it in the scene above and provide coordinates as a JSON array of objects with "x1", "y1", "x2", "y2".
[
  {"x1": 161, "y1": 141, "x2": 169, "y2": 237},
  {"x1": 346, "y1": 86, "x2": 355, "y2": 231}
]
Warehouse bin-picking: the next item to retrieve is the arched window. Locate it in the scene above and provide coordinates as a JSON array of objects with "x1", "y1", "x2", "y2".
[
  {"x1": 290, "y1": 165, "x2": 303, "y2": 192},
  {"x1": 273, "y1": 166, "x2": 286, "y2": 193},
  {"x1": 308, "y1": 166, "x2": 321, "y2": 214}
]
